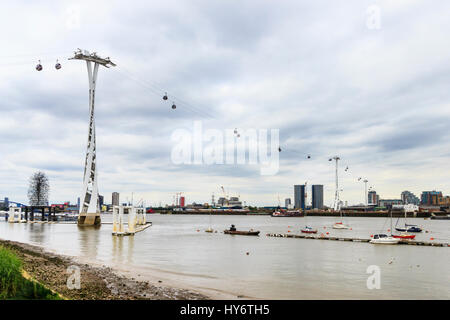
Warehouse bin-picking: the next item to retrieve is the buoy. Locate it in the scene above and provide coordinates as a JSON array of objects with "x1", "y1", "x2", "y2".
[
  {"x1": 387, "y1": 229, "x2": 390, "y2": 232},
  {"x1": 430, "y1": 237, "x2": 434, "y2": 240},
  {"x1": 287, "y1": 230, "x2": 290, "y2": 233},
  {"x1": 326, "y1": 232, "x2": 329, "y2": 235},
  {"x1": 370, "y1": 235, "x2": 373, "y2": 237},
  {"x1": 350, "y1": 228, "x2": 352, "y2": 230}
]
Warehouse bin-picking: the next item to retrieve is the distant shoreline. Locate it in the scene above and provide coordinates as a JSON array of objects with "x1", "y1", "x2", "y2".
[{"x1": 158, "y1": 211, "x2": 440, "y2": 218}]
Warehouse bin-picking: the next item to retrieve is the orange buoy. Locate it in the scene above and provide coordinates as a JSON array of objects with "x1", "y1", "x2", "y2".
[
  {"x1": 326, "y1": 232, "x2": 329, "y2": 235},
  {"x1": 430, "y1": 237, "x2": 434, "y2": 240},
  {"x1": 288, "y1": 230, "x2": 291, "y2": 233},
  {"x1": 370, "y1": 235, "x2": 373, "y2": 237}
]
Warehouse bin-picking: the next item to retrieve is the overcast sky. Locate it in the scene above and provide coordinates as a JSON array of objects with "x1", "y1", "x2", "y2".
[{"x1": 1, "y1": 0, "x2": 449, "y2": 207}]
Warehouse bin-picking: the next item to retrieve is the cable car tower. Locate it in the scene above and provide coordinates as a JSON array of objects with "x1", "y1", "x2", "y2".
[
  {"x1": 69, "y1": 49, "x2": 116, "y2": 226},
  {"x1": 329, "y1": 156, "x2": 341, "y2": 211}
]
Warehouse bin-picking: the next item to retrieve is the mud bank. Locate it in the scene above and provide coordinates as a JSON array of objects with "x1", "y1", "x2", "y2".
[{"x1": 0, "y1": 239, "x2": 208, "y2": 300}]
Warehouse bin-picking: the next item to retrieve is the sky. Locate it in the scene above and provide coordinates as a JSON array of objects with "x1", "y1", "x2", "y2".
[{"x1": 0, "y1": 0, "x2": 449, "y2": 207}]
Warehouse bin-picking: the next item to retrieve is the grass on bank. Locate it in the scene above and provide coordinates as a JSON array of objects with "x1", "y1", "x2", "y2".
[{"x1": 0, "y1": 245, "x2": 62, "y2": 300}]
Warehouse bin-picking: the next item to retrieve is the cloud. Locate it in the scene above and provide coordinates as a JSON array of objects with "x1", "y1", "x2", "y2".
[{"x1": 1, "y1": 0, "x2": 450, "y2": 206}]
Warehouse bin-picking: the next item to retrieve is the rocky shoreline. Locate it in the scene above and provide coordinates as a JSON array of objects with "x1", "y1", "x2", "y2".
[{"x1": 0, "y1": 239, "x2": 209, "y2": 300}]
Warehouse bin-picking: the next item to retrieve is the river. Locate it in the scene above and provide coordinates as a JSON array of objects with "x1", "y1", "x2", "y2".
[{"x1": 0, "y1": 214, "x2": 449, "y2": 299}]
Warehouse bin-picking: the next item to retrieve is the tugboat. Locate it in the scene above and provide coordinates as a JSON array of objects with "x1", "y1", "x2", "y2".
[
  {"x1": 224, "y1": 225, "x2": 260, "y2": 236},
  {"x1": 272, "y1": 209, "x2": 303, "y2": 217}
]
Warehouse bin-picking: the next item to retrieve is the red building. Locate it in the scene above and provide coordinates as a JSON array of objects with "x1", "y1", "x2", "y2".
[{"x1": 180, "y1": 196, "x2": 185, "y2": 207}]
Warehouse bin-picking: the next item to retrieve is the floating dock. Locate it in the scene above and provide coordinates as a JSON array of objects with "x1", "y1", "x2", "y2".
[
  {"x1": 266, "y1": 233, "x2": 448, "y2": 247},
  {"x1": 112, "y1": 222, "x2": 152, "y2": 236}
]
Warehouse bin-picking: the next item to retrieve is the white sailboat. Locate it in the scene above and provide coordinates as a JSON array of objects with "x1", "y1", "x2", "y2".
[
  {"x1": 205, "y1": 210, "x2": 214, "y2": 233},
  {"x1": 330, "y1": 156, "x2": 350, "y2": 230},
  {"x1": 370, "y1": 210, "x2": 400, "y2": 245}
]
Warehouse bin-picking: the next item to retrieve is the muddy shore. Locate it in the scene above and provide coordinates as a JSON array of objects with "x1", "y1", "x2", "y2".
[{"x1": 0, "y1": 239, "x2": 209, "y2": 300}]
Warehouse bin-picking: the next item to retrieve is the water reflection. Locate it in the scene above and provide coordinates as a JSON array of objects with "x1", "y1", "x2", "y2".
[
  {"x1": 112, "y1": 235, "x2": 123, "y2": 263},
  {"x1": 77, "y1": 225, "x2": 101, "y2": 260},
  {"x1": 111, "y1": 235, "x2": 135, "y2": 264},
  {"x1": 27, "y1": 223, "x2": 47, "y2": 244},
  {"x1": 127, "y1": 236, "x2": 134, "y2": 264}
]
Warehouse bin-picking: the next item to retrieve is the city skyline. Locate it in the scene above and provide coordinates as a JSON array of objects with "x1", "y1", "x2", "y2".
[{"x1": 1, "y1": 1, "x2": 450, "y2": 207}]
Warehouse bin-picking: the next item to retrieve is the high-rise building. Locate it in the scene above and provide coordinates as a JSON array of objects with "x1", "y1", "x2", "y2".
[
  {"x1": 368, "y1": 190, "x2": 379, "y2": 206},
  {"x1": 294, "y1": 185, "x2": 306, "y2": 210},
  {"x1": 99, "y1": 195, "x2": 104, "y2": 208},
  {"x1": 112, "y1": 192, "x2": 120, "y2": 206},
  {"x1": 421, "y1": 191, "x2": 442, "y2": 206},
  {"x1": 285, "y1": 198, "x2": 291, "y2": 208},
  {"x1": 401, "y1": 191, "x2": 420, "y2": 205},
  {"x1": 311, "y1": 185, "x2": 324, "y2": 209}
]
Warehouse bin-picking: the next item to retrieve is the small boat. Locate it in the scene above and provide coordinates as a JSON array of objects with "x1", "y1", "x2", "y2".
[
  {"x1": 370, "y1": 234, "x2": 400, "y2": 245},
  {"x1": 333, "y1": 222, "x2": 349, "y2": 229},
  {"x1": 392, "y1": 233, "x2": 416, "y2": 240},
  {"x1": 224, "y1": 230, "x2": 260, "y2": 236},
  {"x1": 430, "y1": 215, "x2": 450, "y2": 220},
  {"x1": 301, "y1": 226, "x2": 318, "y2": 234},
  {"x1": 395, "y1": 209, "x2": 422, "y2": 232},
  {"x1": 370, "y1": 210, "x2": 400, "y2": 245},
  {"x1": 205, "y1": 227, "x2": 214, "y2": 233},
  {"x1": 395, "y1": 224, "x2": 422, "y2": 233}
]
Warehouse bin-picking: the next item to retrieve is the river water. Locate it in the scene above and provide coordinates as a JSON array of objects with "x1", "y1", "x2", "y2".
[{"x1": 0, "y1": 214, "x2": 449, "y2": 299}]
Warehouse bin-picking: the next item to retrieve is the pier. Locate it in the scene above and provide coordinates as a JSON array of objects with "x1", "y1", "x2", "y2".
[{"x1": 266, "y1": 233, "x2": 449, "y2": 247}]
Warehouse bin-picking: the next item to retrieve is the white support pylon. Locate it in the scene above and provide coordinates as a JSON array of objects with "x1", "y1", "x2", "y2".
[
  {"x1": 330, "y1": 156, "x2": 341, "y2": 211},
  {"x1": 70, "y1": 50, "x2": 115, "y2": 226}
]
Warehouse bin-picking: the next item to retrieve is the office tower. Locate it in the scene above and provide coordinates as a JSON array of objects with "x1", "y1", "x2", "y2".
[
  {"x1": 311, "y1": 185, "x2": 324, "y2": 209},
  {"x1": 112, "y1": 192, "x2": 120, "y2": 206},
  {"x1": 294, "y1": 185, "x2": 306, "y2": 210},
  {"x1": 285, "y1": 198, "x2": 291, "y2": 208}
]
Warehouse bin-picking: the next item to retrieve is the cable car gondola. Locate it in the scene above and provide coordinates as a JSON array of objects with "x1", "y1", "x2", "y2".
[
  {"x1": 36, "y1": 60, "x2": 43, "y2": 71},
  {"x1": 55, "y1": 60, "x2": 61, "y2": 70},
  {"x1": 163, "y1": 92, "x2": 168, "y2": 101},
  {"x1": 171, "y1": 102, "x2": 176, "y2": 110}
]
